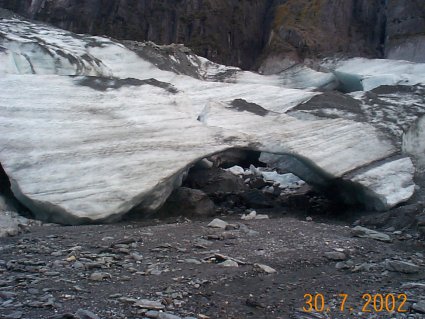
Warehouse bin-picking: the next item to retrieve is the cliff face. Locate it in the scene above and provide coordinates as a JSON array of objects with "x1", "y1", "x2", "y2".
[
  {"x1": 259, "y1": 0, "x2": 387, "y2": 73},
  {"x1": 1, "y1": 0, "x2": 424, "y2": 70},
  {"x1": 261, "y1": 0, "x2": 425, "y2": 73},
  {"x1": 0, "y1": 0, "x2": 272, "y2": 69},
  {"x1": 385, "y1": 0, "x2": 425, "y2": 62}
]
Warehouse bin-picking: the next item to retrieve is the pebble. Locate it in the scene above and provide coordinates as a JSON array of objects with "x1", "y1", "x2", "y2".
[
  {"x1": 75, "y1": 309, "x2": 101, "y2": 319},
  {"x1": 134, "y1": 299, "x2": 165, "y2": 310},
  {"x1": 207, "y1": 218, "x2": 228, "y2": 229},
  {"x1": 241, "y1": 211, "x2": 269, "y2": 220},
  {"x1": 45, "y1": 271, "x2": 60, "y2": 276},
  {"x1": 3, "y1": 311, "x2": 23, "y2": 319},
  {"x1": 241, "y1": 211, "x2": 256, "y2": 220},
  {"x1": 118, "y1": 297, "x2": 137, "y2": 304},
  {"x1": 0, "y1": 291, "x2": 17, "y2": 299},
  {"x1": 224, "y1": 223, "x2": 239, "y2": 230},
  {"x1": 73, "y1": 261, "x2": 85, "y2": 269},
  {"x1": 89, "y1": 272, "x2": 111, "y2": 281},
  {"x1": 66, "y1": 256, "x2": 77, "y2": 262},
  {"x1": 238, "y1": 223, "x2": 259, "y2": 236},
  {"x1": 158, "y1": 313, "x2": 182, "y2": 319},
  {"x1": 335, "y1": 260, "x2": 354, "y2": 270},
  {"x1": 150, "y1": 269, "x2": 163, "y2": 276},
  {"x1": 49, "y1": 313, "x2": 76, "y2": 319},
  {"x1": 184, "y1": 258, "x2": 202, "y2": 265},
  {"x1": 352, "y1": 262, "x2": 376, "y2": 272},
  {"x1": 145, "y1": 310, "x2": 160, "y2": 318},
  {"x1": 324, "y1": 251, "x2": 347, "y2": 261},
  {"x1": 412, "y1": 301, "x2": 425, "y2": 313},
  {"x1": 254, "y1": 263, "x2": 277, "y2": 274},
  {"x1": 130, "y1": 252, "x2": 143, "y2": 261},
  {"x1": 220, "y1": 260, "x2": 239, "y2": 267}
]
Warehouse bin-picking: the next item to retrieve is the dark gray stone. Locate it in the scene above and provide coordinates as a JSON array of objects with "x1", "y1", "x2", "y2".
[
  {"x1": 184, "y1": 168, "x2": 248, "y2": 195},
  {"x1": 158, "y1": 187, "x2": 215, "y2": 218},
  {"x1": 241, "y1": 189, "x2": 274, "y2": 209}
]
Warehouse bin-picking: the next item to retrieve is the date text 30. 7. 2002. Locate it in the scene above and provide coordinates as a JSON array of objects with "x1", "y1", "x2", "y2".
[{"x1": 303, "y1": 293, "x2": 408, "y2": 313}]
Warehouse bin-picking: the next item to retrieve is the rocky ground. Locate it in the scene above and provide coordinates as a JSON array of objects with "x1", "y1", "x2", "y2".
[
  {"x1": 1, "y1": 208, "x2": 425, "y2": 319},
  {"x1": 1, "y1": 165, "x2": 425, "y2": 319}
]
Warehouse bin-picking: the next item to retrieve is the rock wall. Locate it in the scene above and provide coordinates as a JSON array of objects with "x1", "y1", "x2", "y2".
[
  {"x1": 0, "y1": 0, "x2": 424, "y2": 69},
  {"x1": 259, "y1": 0, "x2": 387, "y2": 73},
  {"x1": 0, "y1": 0, "x2": 272, "y2": 69},
  {"x1": 385, "y1": 0, "x2": 425, "y2": 62}
]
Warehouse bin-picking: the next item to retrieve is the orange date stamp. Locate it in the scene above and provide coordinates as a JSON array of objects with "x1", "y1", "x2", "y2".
[{"x1": 303, "y1": 293, "x2": 408, "y2": 313}]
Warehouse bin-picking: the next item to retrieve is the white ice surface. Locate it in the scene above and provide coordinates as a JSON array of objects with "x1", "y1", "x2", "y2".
[
  {"x1": 200, "y1": 102, "x2": 395, "y2": 177},
  {"x1": 351, "y1": 158, "x2": 415, "y2": 209},
  {"x1": 0, "y1": 17, "x2": 416, "y2": 223},
  {"x1": 276, "y1": 66, "x2": 338, "y2": 90},
  {"x1": 0, "y1": 18, "x2": 318, "y2": 116},
  {"x1": 0, "y1": 75, "x2": 399, "y2": 222},
  {"x1": 349, "y1": 87, "x2": 425, "y2": 141},
  {"x1": 0, "y1": 75, "x2": 235, "y2": 222}
]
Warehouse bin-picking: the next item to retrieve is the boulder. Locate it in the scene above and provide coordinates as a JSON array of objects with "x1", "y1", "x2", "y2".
[
  {"x1": 184, "y1": 168, "x2": 248, "y2": 195},
  {"x1": 241, "y1": 190, "x2": 275, "y2": 209},
  {"x1": 385, "y1": 260, "x2": 420, "y2": 274},
  {"x1": 0, "y1": 210, "x2": 34, "y2": 237},
  {"x1": 157, "y1": 187, "x2": 215, "y2": 218},
  {"x1": 356, "y1": 203, "x2": 424, "y2": 230}
]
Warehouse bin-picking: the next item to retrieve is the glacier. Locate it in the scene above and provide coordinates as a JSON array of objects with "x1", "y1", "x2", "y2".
[{"x1": 0, "y1": 15, "x2": 422, "y2": 224}]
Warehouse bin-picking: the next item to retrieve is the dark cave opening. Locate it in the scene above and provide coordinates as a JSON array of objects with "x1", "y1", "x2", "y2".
[
  {"x1": 125, "y1": 149, "x2": 368, "y2": 222},
  {"x1": 0, "y1": 162, "x2": 32, "y2": 218}
]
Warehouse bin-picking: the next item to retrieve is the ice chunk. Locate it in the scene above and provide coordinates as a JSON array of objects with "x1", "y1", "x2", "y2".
[
  {"x1": 261, "y1": 171, "x2": 304, "y2": 189},
  {"x1": 334, "y1": 58, "x2": 425, "y2": 92},
  {"x1": 351, "y1": 157, "x2": 415, "y2": 209}
]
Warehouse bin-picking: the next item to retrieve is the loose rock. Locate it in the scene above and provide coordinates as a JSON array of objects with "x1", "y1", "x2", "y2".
[
  {"x1": 351, "y1": 226, "x2": 392, "y2": 242},
  {"x1": 324, "y1": 251, "x2": 347, "y2": 261},
  {"x1": 89, "y1": 272, "x2": 111, "y2": 281},
  {"x1": 75, "y1": 309, "x2": 101, "y2": 319},
  {"x1": 158, "y1": 312, "x2": 182, "y2": 319},
  {"x1": 385, "y1": 260, "x2": 420, "y2": 274},
  {"x1": 412, "y1": 301, "x2": 425, "y2": 313},
  {"x1": 254, "y1": 263, "x2": 277, "y2": 274},
  {"x1": 207, "y1": 218, "x2": 228, "y2": 229},
  {"x1": 220, "y1": 260, "x2": 239, "y2": 267},
  {"x1": 134, "y1": 299, "x2": 165, "y2": 310},
  {"x1": 401, "y1": 282, "x2": 425, "y2": 289}
]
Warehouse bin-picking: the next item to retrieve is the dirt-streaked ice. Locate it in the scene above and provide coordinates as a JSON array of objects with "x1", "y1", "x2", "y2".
[{"x1": 0, "y1": 16, "x2": 418, "y2": 224}]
